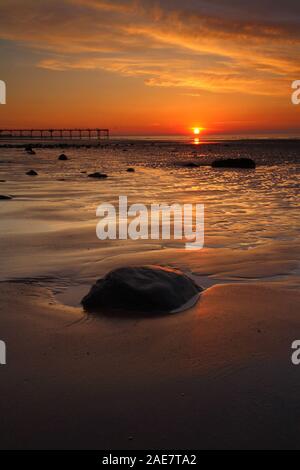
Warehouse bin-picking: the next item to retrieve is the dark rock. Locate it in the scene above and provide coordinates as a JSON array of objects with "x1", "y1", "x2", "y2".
[
  {"x1": 81, "y1": 265, "x2": 202, "y2": 315},
  {"x1": 88, "y1": 172, "x2": 108, "y2": 179},
  {"x1": 183, "y1": 162, "x2": 199, "y2": 168},
  {"x1": 26, "y1": 169, "x2": 38, "y2": 176},
  {"x1": 24, "y1": 145, "x2": 36, "y2": 155},
  {"x1": 211, "y1": 158, "x2": 256, "y2": 169},
  {"x1": 58, "y1": 153, "x2": 68, "y2": 160},
  {"x1": 126, "y1": 167, "x2": 135, "y2": 172},
  {"x1": 0, "y1": 194, "x2": 12, "y2": 200}
]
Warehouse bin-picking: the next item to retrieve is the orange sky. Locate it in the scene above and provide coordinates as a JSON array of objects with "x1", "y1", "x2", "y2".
[{"x1": 0, "y1": 0, "x2": 299, "y2": 136}]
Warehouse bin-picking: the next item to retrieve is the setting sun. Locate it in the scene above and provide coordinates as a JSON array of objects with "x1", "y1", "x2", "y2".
[{"x1": 193, "y1": 128, "x2": 201, "y2": 135}]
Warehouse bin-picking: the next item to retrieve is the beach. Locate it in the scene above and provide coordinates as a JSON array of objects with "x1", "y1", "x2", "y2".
[{"x1": 0, "y1": 138, "x2": 299, "y2": 449}]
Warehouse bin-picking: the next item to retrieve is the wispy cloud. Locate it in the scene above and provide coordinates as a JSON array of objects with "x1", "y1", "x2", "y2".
[{"x1": 0, "y1": 0, "x2": 299, "y2": 95}]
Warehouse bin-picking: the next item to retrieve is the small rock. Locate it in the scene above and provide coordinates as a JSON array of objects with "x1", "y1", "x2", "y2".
[
  {"x1": 212, "y1": 158, "x2": 256, "y2": 169},
  {"x1": 25, "y1": 145, "x2": 36, "y2": 155},
  {"x1": 0, "y1": 194, "x2": 12, "y2": 200},
  {"x1": 183, "y1": 162, "x2": 199, "y2": 168},
  {"x1": 26, "y1": 169, "x2": 38, "y2": 176},
  {"x1": 88, "y1": 172, "x2": 108, "y2": 179},
  {"x1": 58, "y1": 154, "x2": 68, "y2": 161},
  {"x1": 126, "y1": 167, "x2": 135, "y2": 172}
]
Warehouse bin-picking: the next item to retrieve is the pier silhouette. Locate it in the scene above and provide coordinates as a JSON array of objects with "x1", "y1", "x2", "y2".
[{"x1": 0, "y1": 128, "x2": 109, "y2": 141}]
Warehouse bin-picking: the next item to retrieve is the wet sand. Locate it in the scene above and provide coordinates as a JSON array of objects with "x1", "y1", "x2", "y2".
[
  {"x1": 0, "y1": 281, "x2": 300, "y2": 449},
  {"x1": 0, "y1": 141, "x2": 299, "y2": 449}
]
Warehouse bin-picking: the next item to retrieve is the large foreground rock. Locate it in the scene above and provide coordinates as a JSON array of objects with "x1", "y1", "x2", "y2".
[
  {"x1": 212, "y1": 158, "x2": 256, "y2": 169},
  {"x1": 82, "y1": 265, "x2": 202, "y2": 315}
]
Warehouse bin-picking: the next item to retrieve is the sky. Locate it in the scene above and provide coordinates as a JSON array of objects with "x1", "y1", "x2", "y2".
[{"x1": 0, "y1": 0, "x2": 299, "y2": 136}]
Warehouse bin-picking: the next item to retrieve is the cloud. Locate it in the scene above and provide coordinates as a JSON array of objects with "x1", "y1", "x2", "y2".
[{"x1": 0, "y1": 0, "x2": 299, "y2": 96}]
